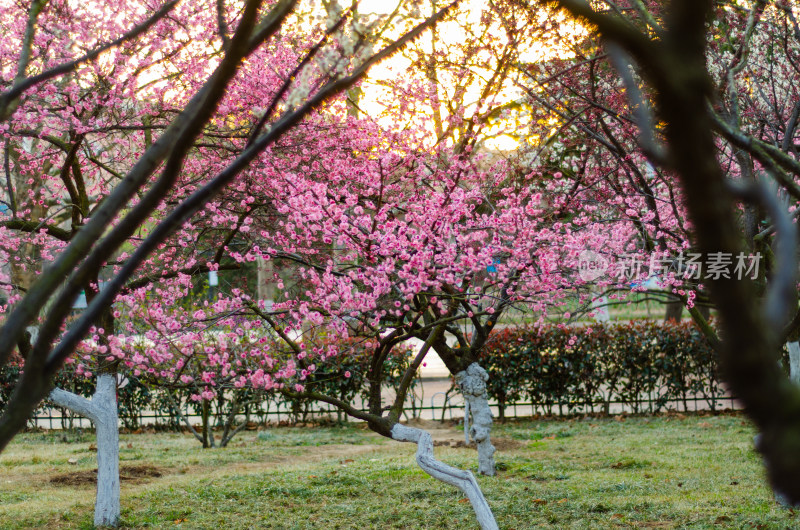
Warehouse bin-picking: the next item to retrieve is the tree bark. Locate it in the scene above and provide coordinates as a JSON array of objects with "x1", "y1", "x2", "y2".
[
  {"x1": 788, "y1": 342, "x2": 800, "y2": 385},
  {"x1": 390, "y1": 423, "x2": 498, "y2": 530},
  {"x1": 455, "y1": 363, "x2": 496, "y2": 476},
  {"x1": 92, "y1": 373, "x2": 121, "y2": 527},
  {"x1": 256, "y1": 255, "x2": 276, "y2": 302},
  {"x1": 49, "y1": 373, "x2": 120, "y2": 527},
  {"x1": 664, "y1": 298, "x2": 683, "y2": 322}
]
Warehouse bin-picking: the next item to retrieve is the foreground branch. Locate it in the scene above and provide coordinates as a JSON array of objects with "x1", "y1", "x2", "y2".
[{"x1": 391, "y1": 424, "x2": 498, "y2": 530}]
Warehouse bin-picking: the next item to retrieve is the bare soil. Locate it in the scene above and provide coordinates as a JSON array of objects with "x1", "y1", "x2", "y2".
[
  {"x1": 49, "y1": 464, "x2": 163, "y2": 486},
  {"x1": 433, "y1": 437, "x2": 523, "y2": 450}
]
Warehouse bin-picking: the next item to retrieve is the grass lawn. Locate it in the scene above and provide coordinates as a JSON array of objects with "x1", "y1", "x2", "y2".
[{"x1": 0, "y1": 412, "x2": 794, "y2": 529}]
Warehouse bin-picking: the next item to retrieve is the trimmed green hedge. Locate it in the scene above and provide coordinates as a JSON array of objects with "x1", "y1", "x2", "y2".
[
  {"x1": 3, "y1": 321, "x2": 772, "y2": 428},
  {"x1": 480, "y1": 320, "x2": 734, "y2": 417}
]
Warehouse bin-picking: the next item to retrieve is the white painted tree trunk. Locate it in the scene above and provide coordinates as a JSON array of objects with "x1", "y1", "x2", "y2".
[
  {"x1": 455, "y1": 363, "x2": 496, "y2": 476},
  {"x1": 391, "y1": 424, "x2": 498, "y2": 530},
  {"x1": 788, "y1": 342, "x2": 800, "y2": 384},
  {"x1": 49, "y1": 373, "x2": 120, "y2": 527}
]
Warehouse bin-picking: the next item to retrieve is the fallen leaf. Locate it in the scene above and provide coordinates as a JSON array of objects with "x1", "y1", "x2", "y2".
[
  {"x1": 532, "y1": 498, "x2": 547, "y2": 505},
  {"x1": 88, "y1": 443, "x2": 97, "y2": 452},
  {"x1": 458, "y1": 498, "x2": 469, "y2": 504}
]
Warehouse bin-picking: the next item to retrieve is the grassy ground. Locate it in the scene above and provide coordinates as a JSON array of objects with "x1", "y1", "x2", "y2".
[{"x1": 0, "y1": 412, "x2": 794, "y2": 529}]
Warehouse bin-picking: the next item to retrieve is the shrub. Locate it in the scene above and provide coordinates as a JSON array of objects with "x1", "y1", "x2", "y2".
[{"x1": 480, "y1": 320, "x2": 733, "y2": 417}]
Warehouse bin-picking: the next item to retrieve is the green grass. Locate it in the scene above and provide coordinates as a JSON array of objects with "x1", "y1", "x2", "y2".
[{"x1": 0, "y1": 413, "x2": 795, "y2": 529}]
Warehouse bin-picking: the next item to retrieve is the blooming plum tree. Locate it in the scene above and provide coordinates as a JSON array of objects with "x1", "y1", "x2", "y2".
[
  {"x1": 102, "y1": 96, "x2": 632, "y2": 529},
  {"x1": 546, "y1": 0, "x2": 800, "y2": 506},
  {"x1": 515, "y1": 0, "x2": 800, "y2": 341},
  {"x1": 0, "y1": 0, "x2": 459, "y2": 526}
]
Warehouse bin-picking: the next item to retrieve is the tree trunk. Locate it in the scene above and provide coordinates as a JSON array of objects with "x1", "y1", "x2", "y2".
[
  {"x1": 390, "y1": 423, "x2": 498, "y2": 530},
  {"x1": 93, "y1": 374, "x2": 121, "y2": 527},
  {"x1": 664, "y1": 299, "x2": 683, "y2": 322},
  {"x1": 455, "y1": 363, "x2": 496, "y2": 476},
  {"x1": 49, "y1": 373, "x2": 120, "y2": 527},
  {"x1": 788, "y1": 342, "x2": 800, "y2": 385},
  {"x1": 256, "y1": 255, "x2": 276, "y2": 303}
]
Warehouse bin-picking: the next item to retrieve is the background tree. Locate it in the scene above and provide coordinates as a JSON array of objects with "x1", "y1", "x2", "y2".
[
  {"x1": 546, "y1": 0, "x2": 800, "y2": 505},
  {"x1": 346, "y1": 0, "x2": 602, "y2": 474},
  {"x1": 0, "y1": 0, "x2": 458, "y2": 526}
]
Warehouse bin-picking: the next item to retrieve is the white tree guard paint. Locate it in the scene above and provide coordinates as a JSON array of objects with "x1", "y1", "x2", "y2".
[
  {"x1": 788, "y1": 342, "x2": 800, "y2": 384},
  {"x1": 391, "y1": 424, "x2": 498, "y2": 530},
  {"x1": 455, "y1": 363, "x2": 497, "y2": 476},
  {"x1": 464, "y1": 399, "x2": 470, "y2": 445},
  {"x1": 50, "y1": 373, "x2": 120, "y2": 527}
]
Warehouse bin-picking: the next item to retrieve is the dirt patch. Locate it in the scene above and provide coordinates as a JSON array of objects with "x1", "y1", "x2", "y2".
[
  {"x1": 120, "y1": 464, "x2": 163, "y2": 481},
  {"x1": 432, "y1": 438, "x2": 523, "y2": 451},
  {"x1": 49, "y1": 464, "x2": 163, "y2": 486}
]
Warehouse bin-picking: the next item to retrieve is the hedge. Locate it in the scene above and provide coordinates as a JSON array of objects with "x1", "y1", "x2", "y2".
[
  {"x1": 480, "y1": 320, "x2": 744, "y2": 417},
  {"x1": 2, "y1": 320, "x2": 780, "y2": 429}
]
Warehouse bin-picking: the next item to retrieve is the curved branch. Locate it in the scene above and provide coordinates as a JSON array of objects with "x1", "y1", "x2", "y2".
[
  {"x1": 49, "y1": 387, "x2": 99, "y2": 423},
  {"x1": 0, "y1": 219, "x2": 71, "y2": 241},
  {"x1": 391, "y1": 424, "x2": 498, "y2": 530},
  {"x1": 280, "y1": 388, "x2": 383, "y2": 425}
]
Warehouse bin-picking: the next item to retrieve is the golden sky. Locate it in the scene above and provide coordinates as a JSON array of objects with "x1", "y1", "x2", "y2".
[{"x1": 357, "y1": 0, "x2": 585, "y2": 151}]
